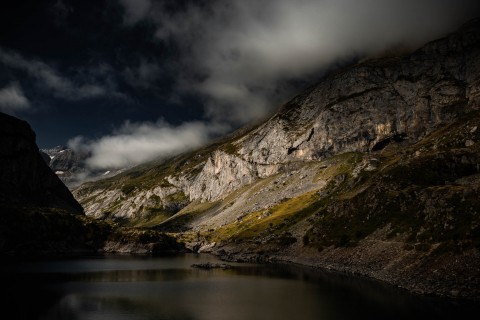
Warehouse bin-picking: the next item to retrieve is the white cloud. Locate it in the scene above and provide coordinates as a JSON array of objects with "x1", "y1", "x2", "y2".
[
  {"x1": 0, "y1": 83, "x2": 30, "y2": 113},
  {"x1": 69, "y1": 119, "x2": 228, "y2": 169},
  {"x1": 123, "y1": 59, "x2": 161, "y2": 89}
]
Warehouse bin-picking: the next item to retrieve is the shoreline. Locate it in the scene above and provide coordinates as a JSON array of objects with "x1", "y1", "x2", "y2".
[{"x1": 210, "y1": 240, "x2": 480, "y2": 302}]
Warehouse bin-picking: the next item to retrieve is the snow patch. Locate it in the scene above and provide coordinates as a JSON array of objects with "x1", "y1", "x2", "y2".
[
  {"x1": 103, "y1": 171, "x2": 111, "y2": 175},
  {"x1": 55, "y1": 171, "x2": 64, "y2": 175}
]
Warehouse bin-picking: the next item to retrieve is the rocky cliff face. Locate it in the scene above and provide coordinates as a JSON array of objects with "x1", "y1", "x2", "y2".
[
  {"x1": 73, "y1": 20, "x2": 480, "y2": 298},
  {"x1": 0, "y1": 112, "x2": 83, "y2": 214},
  {"x1": 42, "y1": 146, "x2": 84, "y2": 173},
  {"x1": 188, "y1": 151, "x2": 257, "y2": 202},
  {"x1": 236, "y1": 19, "x2": 479, "y2": 169}
]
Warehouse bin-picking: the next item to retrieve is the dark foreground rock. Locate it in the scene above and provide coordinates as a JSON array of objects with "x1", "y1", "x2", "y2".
[
  {"x1": 0, "y1": 112, "x2": 83, "y2": 214},
  {"x1": 0, "y1": 204, "x2": 187, "y2": 256}
]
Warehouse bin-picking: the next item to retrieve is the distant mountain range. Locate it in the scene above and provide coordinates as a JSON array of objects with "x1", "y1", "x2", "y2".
[{"x1": 40, "y1": 146, "x2": 122, "y2": 188}]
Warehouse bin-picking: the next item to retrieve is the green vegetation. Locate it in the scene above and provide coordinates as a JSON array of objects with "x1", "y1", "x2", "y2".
[
  {"x1": 221, "y1": 142, "x2": 239, "y2": 155},
  {"x1": 209, "y1": 191, "x2": 325, "y2": 243},
  {"x1": 165, "y1": 191, "x2": 188, "y2": 203},
  {"x1": 304, "y1": 110, "x2": 480, "y2": 251},
  {"x1": 181, "y1": 110, "x2": 480, "y2": 253},
  {"x1": 127, "y1": 209, "x2": 173, "y2": 228},
  {"x1": 313, "y1": 152, "x2": 362, "y2": 182},
  {"x1": 157, "y1": 200, "x2": 222, "y2": 232}
]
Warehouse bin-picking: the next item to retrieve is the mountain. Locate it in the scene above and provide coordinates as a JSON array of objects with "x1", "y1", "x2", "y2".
[
  {"x1": 41, "y1": 146, "x2": 85, "y2": 177},
  {"x1": 74, "y1": 19, "x2": 480, "y2": 298},
  {"x1": 40, "y1": 146, "x2": 121, "y2": 189},
  {"x1": 0, "y1": 112, "x2": 183, "y2": 255}
]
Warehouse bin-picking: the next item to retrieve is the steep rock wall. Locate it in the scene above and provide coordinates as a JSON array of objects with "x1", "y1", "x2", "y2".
[{"x1": 237, "y1": 21, "x2": 480, "y2": 166}]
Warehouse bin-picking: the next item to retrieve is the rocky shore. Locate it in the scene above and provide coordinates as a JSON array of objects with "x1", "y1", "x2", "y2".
[{"x1": 210, "y1": 240, "x2": 480, "y2": 301}]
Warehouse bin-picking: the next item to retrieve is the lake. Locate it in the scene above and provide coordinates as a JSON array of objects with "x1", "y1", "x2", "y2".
[{"x1": 0, "y1": 254, "x2": 478, "y2": 320}]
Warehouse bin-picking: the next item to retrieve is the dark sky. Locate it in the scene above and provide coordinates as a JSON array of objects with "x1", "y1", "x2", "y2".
[
  {"x1": 1, "y1": 0, "x2": 479, "y2": 169},
  {"x1": 0, "y1": 0, "x2": 205, "y2": 147}
]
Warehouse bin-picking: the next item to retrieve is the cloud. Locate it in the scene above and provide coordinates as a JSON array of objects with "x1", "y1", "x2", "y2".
[
  {"x1": 123, "y1": 59, "x2": 162, "y2": 89},
  {"x1": 118, "y1": 0, "x2": 152, "y2": 25},
  {"x1": 147, "y1": 0, "x2": 480, "y2": 125},
  {"x1": 0, "y1": 48, "x2": 125, "y2": 101},
  {"x1": 69, "y1": 119, "x2": 227, "y2": 169},
  {"x1": 0, "y1": 83, "x2": 30, "y2": 113}
]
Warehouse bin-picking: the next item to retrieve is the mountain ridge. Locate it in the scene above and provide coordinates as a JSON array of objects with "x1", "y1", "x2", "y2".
[{"x1": 73, "y1": 19, "x2": 480, "y2": 299}]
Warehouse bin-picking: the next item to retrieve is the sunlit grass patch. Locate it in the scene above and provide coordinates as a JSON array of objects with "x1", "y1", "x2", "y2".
[{"x1": 211, "y1": 190, "x2": 323, "y2": 242}]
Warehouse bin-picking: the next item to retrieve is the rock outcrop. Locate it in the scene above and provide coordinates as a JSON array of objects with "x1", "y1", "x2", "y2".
[{"x1": 189, "y1": 151, "x2": 257, "y2": 201}]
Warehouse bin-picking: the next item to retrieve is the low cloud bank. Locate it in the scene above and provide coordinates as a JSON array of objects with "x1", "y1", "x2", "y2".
[
  {"x1": 69, "y1": 119, "x2": 227, "y2": 170},
  {"x1": 146, "y1": 0, "x2": 480, "y2": 124}
]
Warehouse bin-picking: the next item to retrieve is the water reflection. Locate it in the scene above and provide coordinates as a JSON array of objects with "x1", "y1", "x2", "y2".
[{"x1": 1, "y1": 254, "x2": 479, "y2": 320}]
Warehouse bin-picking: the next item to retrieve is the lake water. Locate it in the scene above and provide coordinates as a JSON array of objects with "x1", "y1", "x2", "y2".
[{"x1": 1, "y1": 254, "x2": 478, "y2": 320}]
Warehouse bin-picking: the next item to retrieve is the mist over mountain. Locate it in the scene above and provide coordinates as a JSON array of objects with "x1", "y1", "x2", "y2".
[
  {"x1": 40, "y1": 145, "x2": 123, "y2": 188},
  {"x1": 2, "y1": 1, "x2": 479, "y2": 170}
]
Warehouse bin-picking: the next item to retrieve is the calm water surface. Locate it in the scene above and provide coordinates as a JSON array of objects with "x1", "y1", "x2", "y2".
[{"x1": 1, "y1": 254, "x2": 478, "y2": 320}]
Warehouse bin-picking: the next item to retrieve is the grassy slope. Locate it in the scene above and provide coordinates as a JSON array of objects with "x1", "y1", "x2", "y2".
[
  {"x1": 74, "y1": 122, "x2": 263, "y2": 219},
  {"x1": 163, "y1": 111, "x2": 480, "y2": 257},
  {"x1": 74, "y1": 109, "x2": 480, "y2": 267}
]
